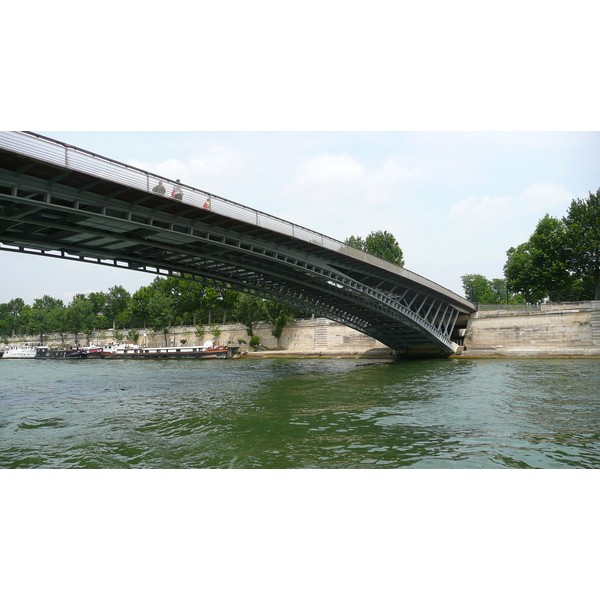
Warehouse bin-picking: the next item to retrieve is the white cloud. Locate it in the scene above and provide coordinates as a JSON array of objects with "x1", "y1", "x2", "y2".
[
  {"x1": 516, "y1": 182, "x2": 572, "y2": 215},
  {"x1": 372, "y1": 160, "x2": 413, "y2": 186},
  {"x1": 449, "y1": 182, "x2": 573, "y2": 228},
  {"x1": 289, "y1": 153, "x2": 413, "y2": 208},
  {"x1": 279, "y1": 153, "x2": 415, "y2": 240},
  {"x1": 449, "y1": 195, "x2": 513, "y2": 227},
  {"x1": 128, "y1": 146, "x2": 244, "y2": 191},
  {"x1": 293, "y1": 153, "x2": 364, "y2": 192}
]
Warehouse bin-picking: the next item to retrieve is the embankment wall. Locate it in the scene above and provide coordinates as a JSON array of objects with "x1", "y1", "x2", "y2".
[
  {"x1": 4, "y1": 318, "x2": 393, "y2": 357},
  {"x1": 462, "y1": 301, "x2": 600, "y2": 357},
  {"x1": 5, "y1": 302, "x2": 600, "y2": 357}
]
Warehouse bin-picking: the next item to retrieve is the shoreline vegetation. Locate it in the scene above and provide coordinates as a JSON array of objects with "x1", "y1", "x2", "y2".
[{"x1": 2, "y1": 302, "x2": 599, "y2": 360}]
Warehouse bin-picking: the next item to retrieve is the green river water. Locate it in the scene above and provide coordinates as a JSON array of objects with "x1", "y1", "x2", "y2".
[{"x1": 1, "y1": 356, "x2": 598, "y2": 468}]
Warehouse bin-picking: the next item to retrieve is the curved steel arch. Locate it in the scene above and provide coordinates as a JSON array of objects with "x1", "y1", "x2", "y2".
[{"x1": 0, "y1": 131, "x2": 475, "y2": 357}]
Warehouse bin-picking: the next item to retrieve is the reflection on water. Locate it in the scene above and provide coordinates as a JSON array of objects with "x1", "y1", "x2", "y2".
[{"x1": 0, "y1": 357, "x2": 598, "y2": 468}]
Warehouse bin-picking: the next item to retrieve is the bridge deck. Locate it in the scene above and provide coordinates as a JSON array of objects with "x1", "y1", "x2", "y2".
[{"x1": 0, "y1": 132, "x2": 475, "y2": 357}]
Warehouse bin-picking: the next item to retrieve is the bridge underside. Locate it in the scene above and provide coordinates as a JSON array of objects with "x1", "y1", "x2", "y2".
[{"x1": 0, "y1": 144, "x2": 474, "y2": 357}]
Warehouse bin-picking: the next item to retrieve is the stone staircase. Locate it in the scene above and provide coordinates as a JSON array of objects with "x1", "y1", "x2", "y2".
[
  {"x1": 314, "y1": 318, "x2": 329, "y2": 350},
  {"x1": 591, "y1": 302, "x2": 600, "y2": 346}
]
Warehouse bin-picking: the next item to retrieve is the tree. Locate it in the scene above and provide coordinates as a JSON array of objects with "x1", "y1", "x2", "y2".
[
  {"x1": 127, "y1": 329, "x2": 140, "y2": 344},
  {"x1": 345, "y1": 230, "x2": 404, "y2": 266},
  {"x1": 131, "y1": 286, "x2": 153, "y2": 329},
  {"x1": 563, "y1": 188, "x2": 600, "y2": 300},
  {"x1": 67, "y1": 294, "x2": 96, "y2": 345},
  {"x1": 204, "y1": 287, "x2": 220, "y2": 326},
  {"x1": 147, "y1": 290, "x2": 174, "y2": 346},
  {"x1": 264, "y1": 300, "x2": 292, "y2": 348},
  {"x1": 104, "y1": 285, "x2": 131, "y2": 330},
  {"x1": 234, "y1": 294, "x2": 265, "y2": 337},
  {"x1": 88, "y1": 291, "x2": 109, "y2": 329},
  {"x1": 177, "y1": 276, "x2": 206, "y2": 326},
  {"x1": 5, "y1": 298, "x2": 25, "y2": 337},
  {"x1": 345, "y1": 235, "x2": 365, "y2": 251},
  {"x1": 156, "y1": 276, "x2": 189, "y2": 326},
  {"x1": 461, "y1": 274, "x2": 496, "y2": 304},
  {"x1": 461, "y1": 274, "x2": 523, "y2": 305},
  {"x1": 28, "y1": 296, "x2": 66, "y2": 344},
  {"x1": 217, "y1": 287, "x2": 239, "y2": 324},
  {"x1": 504, "y1": 215, "x2": 572, "y2": 302}
]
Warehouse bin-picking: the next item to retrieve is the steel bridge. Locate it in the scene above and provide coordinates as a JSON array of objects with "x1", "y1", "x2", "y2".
[{"x1": 0, "y1": 131, "x2": 475, "y2": 357}]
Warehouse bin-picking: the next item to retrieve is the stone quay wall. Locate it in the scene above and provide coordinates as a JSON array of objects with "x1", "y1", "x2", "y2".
[
  {"x1": 462, "y1": 301, "x2": 600, "y2": 357},
  {"x1": 4, "y1": 317, "x2": 393, "y2": 357},
  {"x1": 5, "y1": 302, "x2": 600, "y2": 358}
]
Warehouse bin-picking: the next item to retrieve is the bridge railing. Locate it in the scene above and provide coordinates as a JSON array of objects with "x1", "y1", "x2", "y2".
[
  {"x1": 1, "y1": 130, "x2": 346, "y2": 248},
  {"x1": 0, "y1": 130, "x2": 466, "y2": 304}
]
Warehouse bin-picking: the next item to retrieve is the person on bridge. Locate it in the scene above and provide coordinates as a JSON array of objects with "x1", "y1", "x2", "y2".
[
  {"x1": 152, "y1": 181, "x2": 166, "y2": 195},
  {"x1": 172, "y1": 179, "x2": 183, "y2": 201}
]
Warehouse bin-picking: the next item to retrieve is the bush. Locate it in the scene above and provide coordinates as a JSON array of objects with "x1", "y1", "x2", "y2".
[{"x1": 249, "y1": 335, "x2": 261, "y2": 348}]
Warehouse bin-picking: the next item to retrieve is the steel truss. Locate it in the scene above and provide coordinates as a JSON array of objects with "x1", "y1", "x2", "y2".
[{"x1": 0, "y1": 133, "x2": 474, "y2": 357}]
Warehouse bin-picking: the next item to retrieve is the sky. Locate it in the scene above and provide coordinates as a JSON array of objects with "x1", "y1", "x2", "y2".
[
  {"x1": 0, "y1": 131, "x2": 598, "y2": 305},
  {"x1": 2, "y1": 3, "x2": 598, "y2": 309},
  {"x1": 3, "y1": 1, "x2": 599, "y2": 308}
]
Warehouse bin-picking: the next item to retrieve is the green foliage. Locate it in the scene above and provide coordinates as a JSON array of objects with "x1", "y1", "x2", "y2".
[
  {"x1": 461, "y1": 274, "x2": 493, "y2": 304},
  {"x1": 148, "y1": 290, "x2": 174, "y2": 335},
  {"x1": 461, "y1": 274, "x2": 523, "y2": 304},
  {"x1": 234, "y1": 294, "x2": 265, "y2": 337},
  {"x1": 0, "y1": 298, "x2": 26, "y2": 337},
  {"x1": 27, "y1": 295, "x2": 67, "y2": 343},
  {"x1": 131, "y1": 286, "x2": 153, "y2": 329},
  {"x1": 249, "y1": 335, "x2": 261, "y2": 348},
  {"x1": 67, "y1": 294, "x2": 96, "y2": 344},
  {"x1": 563, "y1": 188, "x2": 600, "y2": 300},
  {"x1": 104, "y1": 285, "x2": 131, "y2": 330},
  {"x1": 177, "y1": 276, "x2": 206, "y2": 325},
  {"x1": 127, "y1": 329, "x2": 140, "y2": 344},
  {"x1": 504, "y1": 215, "x2": 572, "y2": 302},
  {"x1": 263, "y1": 300, "x2": 292, "y2": 347},
  {"x1": 217, "y1": 287, "x2": 239, "y2": 324},
  {"x1": 503, "y1": 204, "x2": 600, "y2": 302},
  {"x1": 345, "y1": 230, "x2": 404, "y2": 267},
  {"x1": 204, "y1": 287, "x2": 220, "y2": 326},
  {"x1": 2, "y1": 279, "x2": 301, "y2": 344},
  {"x1": 467, "y1": 188, "x2": 600, "y2": 303},
  {"x1": 345, "y1": 235, "x2": 365, "y2": 250}
]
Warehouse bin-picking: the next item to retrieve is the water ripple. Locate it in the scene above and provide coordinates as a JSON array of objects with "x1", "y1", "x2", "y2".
[{"x1": 1, "y1": 357, "x2": 599, "y2": 468}]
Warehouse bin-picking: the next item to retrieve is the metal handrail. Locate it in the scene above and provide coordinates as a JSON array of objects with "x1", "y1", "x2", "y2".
[{"x1": 0, "y1": 130, "x2": 471, "y2": 306}]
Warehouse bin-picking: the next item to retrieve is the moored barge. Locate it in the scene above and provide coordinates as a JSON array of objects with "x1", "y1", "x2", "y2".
[
  {"x1": 102, "y1": 342, "x2": 238, "y2": 359},
  {"x1": 35, "y1": 346, "x2": 104, "y2": 359},
  {"x1": 2, "y1": 344, "x2": 39, "y2": 359}
]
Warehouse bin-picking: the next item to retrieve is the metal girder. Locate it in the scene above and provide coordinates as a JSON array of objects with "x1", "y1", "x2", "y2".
[{"x1": 0, "y1": 132, "x2": 476, "y2": 357}]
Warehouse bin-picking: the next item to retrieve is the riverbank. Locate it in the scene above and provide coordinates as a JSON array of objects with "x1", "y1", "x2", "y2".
[
  {"x1": 3, "y1": 301, "x2": 599, "y2": 358},
  {"x1": 462, "y1": 301, "x2": 600, "y2": 358},
  {"x1": 236, "y1": 347, "x2": 398, "y2": 359}
]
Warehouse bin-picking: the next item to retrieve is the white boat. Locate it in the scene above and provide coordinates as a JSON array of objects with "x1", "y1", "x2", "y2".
[
  {"x1": 102, "y1": 340, "x2": 238, "y2": 359},
  {"x1": 101, "y1": 343, "x2": 141, "y2": 355},
  {"x1": 2, "y1": 344, "x2": 39, "y2": 359}
]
